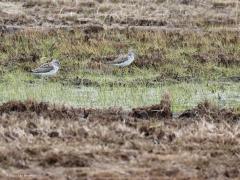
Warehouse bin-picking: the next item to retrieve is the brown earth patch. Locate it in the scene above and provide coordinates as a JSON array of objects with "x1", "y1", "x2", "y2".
[
  {"x1": 191, "y1": 51, "x2": 240, "y2": 66},
  {"x1": 11, "y1": 52, "x2": 39, "y2": 64},
  {"x1": 0, "y1": 100, "x2": 87, "y2": 121},
  {"x1": 83, "y1": 24, "x2": 104, "y2": 34},
  {"x1": 216, "y1": 52, "x2": 240, "y2": 67},
  {"x1": 192, "y1": 53, "x2": 210, "y2": 64},
  {"x1": 179, "y1": 101, "x2": 240, "y2": 123},
  {"x1": 134, "y1": 50, "x2": 166, "y2": 68},
  {"x1": 40, "y1": 152, "x2": 91, "y2": 168},
  {"x1": 212, "y1": 1, "x2": 236, "y2": 9},
  {"x1": 131, "y1": 93, "x2": 172, "y2": 120},
  {"x1": 1, "y1": 52, "x2": 40, "y2": 72}
]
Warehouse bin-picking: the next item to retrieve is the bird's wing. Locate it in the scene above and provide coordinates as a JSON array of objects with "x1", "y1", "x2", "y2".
[
  {"x1": 105, "y1": 54, "x2": 128, "y2": 64},
  {"x1": 32, "y1": 63, "x2": 54, "y2": 73}
]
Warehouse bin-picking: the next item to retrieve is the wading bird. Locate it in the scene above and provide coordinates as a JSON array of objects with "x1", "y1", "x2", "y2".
[
  {"x1": 104, "y1": 50, "x2": 136, "y2": 67},
  {"x1": 31, "y1": 59, "x2": 60, "y2": 76}
]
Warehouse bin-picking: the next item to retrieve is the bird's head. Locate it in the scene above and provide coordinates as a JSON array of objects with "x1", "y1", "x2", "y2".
[
  {"x1": 128, "y1": 49, "x2": 136, "y2": 58},
  {"x1": 51, "y1": 59, "x2": 60, "y2": 68}
]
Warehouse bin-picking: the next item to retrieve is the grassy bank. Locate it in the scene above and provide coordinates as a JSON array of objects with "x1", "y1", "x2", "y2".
[{"x1": 0, "y1": 29, "x2": 240, "y2": 85}]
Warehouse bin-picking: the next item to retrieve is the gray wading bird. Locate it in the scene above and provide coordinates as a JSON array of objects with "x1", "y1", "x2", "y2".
[
  {"x1": 31, "y1": 59, "x2": 60, "y2": 76},
  {"x1": 104, "y1": 50, "x2": 136, "y2": 67}
]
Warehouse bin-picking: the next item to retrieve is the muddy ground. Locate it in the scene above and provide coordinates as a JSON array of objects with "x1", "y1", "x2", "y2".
[{"x1": 0, "y1": 99, "x2": 239, "y2": 179}]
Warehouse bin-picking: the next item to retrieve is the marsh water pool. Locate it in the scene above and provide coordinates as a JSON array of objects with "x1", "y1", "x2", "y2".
[{"x1": 0, "y1": 74, "x2": 239, "y2": 112}]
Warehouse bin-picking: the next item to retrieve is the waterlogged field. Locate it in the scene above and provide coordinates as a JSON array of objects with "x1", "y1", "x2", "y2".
[
  {"x1": 0, "y1": 0, "x2": 240, "y2": 179},
  {"x1": 1, "y1": 72, "x2": 240, "y2": 111}
]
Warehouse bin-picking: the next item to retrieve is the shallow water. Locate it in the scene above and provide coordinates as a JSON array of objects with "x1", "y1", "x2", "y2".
[{"x1": 0, "y1": 78, "x2": 239, "y2": 112}]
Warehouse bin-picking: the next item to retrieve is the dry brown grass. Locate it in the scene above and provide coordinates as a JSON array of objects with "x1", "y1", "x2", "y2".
[
  {"x1": 1, "y1": 0, "x2": 240, "y2": 29},
  {"x1": 0, "y1": 99, "x2": 239, "y2": 179}
]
